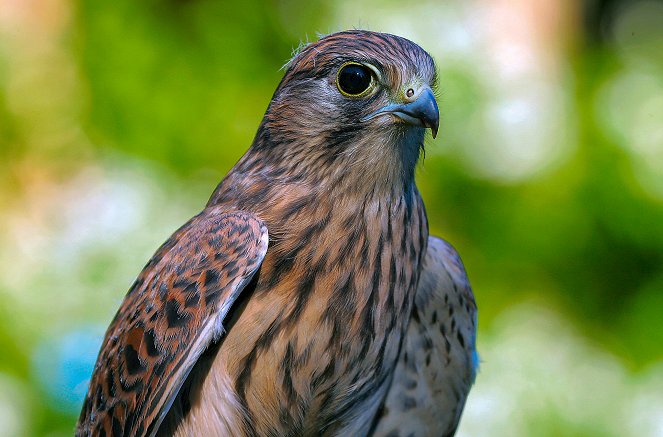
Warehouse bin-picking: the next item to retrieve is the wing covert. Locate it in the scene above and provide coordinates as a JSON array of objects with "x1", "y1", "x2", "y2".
[{"x1": 76, "y1": 208, "x2": 268, "y2": 437}]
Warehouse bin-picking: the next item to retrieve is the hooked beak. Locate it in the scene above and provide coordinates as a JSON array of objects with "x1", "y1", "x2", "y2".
[{"x1": 361, "y1": 87, "x2": 440, "y2": 138}]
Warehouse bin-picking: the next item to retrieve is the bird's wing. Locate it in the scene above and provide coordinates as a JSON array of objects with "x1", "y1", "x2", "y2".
[
  {"x1": 373, "y1": 236, "x2": 478, "y2": 437},
  {"x1": 76, "y1": 209, "x2": 268, "y2": 437}
]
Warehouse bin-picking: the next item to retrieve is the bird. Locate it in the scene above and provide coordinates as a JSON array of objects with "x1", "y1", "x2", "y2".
[{"x1": 76, "y1": 30, "x2": 478, "y2": 437}]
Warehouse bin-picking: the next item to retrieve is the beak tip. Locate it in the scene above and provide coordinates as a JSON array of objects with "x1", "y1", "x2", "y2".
[{"x1": 419, "y1": 88, "x2": 439, "y2": 139}]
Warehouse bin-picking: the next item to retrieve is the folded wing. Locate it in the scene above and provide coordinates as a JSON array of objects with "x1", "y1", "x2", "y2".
[
  {"x1": 374, "y1": 236, "x2": 478, "y2": 437},
  {"x1": 76, "y1": 209, "x2": 268, "y2": 437}
]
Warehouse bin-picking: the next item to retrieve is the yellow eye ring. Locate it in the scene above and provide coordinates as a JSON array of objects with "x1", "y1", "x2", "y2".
[{"x1": 336, "y1": 62, "x2": 375, "y2": 97}]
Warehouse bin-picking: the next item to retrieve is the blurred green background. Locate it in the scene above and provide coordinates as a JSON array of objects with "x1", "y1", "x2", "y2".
[{"x1": 1, "y1": 0, "x2": 662, "y2": 435}]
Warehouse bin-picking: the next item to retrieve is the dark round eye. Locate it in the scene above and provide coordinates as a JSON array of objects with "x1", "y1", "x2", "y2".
[{"x1": 337, "y1": 63, "x2": 373, "y2": 96}]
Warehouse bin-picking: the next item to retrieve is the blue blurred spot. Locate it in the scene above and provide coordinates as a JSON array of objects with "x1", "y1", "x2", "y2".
[{"x1": 31, "y1": 326, "x2": 104, "y2": 414}]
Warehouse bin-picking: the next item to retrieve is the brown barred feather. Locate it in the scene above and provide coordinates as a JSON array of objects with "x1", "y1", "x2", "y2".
[
  {"x1": 77, "y1": 30, "x2": 476, "y2": 437},
  {"x1": 76, "y1": 210, "x2": 268, "y2": 436}
]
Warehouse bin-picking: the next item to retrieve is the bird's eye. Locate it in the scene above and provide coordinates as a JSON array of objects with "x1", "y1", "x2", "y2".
[{"x1": 336, "y1": 63, "x2": 374, "y2": 97}]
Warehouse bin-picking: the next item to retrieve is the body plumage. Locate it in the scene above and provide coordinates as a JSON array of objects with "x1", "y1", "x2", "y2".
[{"x1": 78, "y1": 30, "x2": 477, "y2": 437}]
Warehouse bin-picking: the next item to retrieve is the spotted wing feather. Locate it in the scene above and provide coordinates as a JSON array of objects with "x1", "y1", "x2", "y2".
[
  {"x1": 76, "y1": 209, "x2": 269, "y2": 437},
  {"x1": 373, "y1": 236, "x2": 478, "y2": 437}
]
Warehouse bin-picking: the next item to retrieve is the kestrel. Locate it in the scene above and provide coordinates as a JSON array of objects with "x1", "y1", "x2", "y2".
[{"x1": 77, "y1": 30, "x2": 477, "y2": 437}]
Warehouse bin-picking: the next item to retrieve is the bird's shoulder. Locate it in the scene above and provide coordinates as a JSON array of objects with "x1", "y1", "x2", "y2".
[
  {"x1": 419, "y1": 236, "x2": 476, "y2": 312},
  {"x1": 77, "y1": 207, "x2": 268, "y2": 437},
  {"x1": 418, "y1": 235, "x2": 478, "y2": 381}
]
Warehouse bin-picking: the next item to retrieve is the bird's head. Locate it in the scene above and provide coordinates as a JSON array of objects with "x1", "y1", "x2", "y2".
[{"x1": 252, "y1": 30, "x2": 439, "y2": 194}]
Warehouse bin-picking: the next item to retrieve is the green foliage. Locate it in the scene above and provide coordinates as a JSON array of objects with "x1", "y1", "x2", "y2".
[{"x1": 75, "y1": 0, "x2": 330, "y2": 173}]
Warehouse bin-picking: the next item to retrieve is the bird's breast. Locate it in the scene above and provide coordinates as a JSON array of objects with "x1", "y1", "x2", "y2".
[{"x1": 189, "y1": 190, "x2": 428, "y2": 436}]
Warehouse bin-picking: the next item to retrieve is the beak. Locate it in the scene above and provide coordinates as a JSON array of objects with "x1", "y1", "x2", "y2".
[{"x1": 361, "y1": 87, "x2": 440, "y2": 138}]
